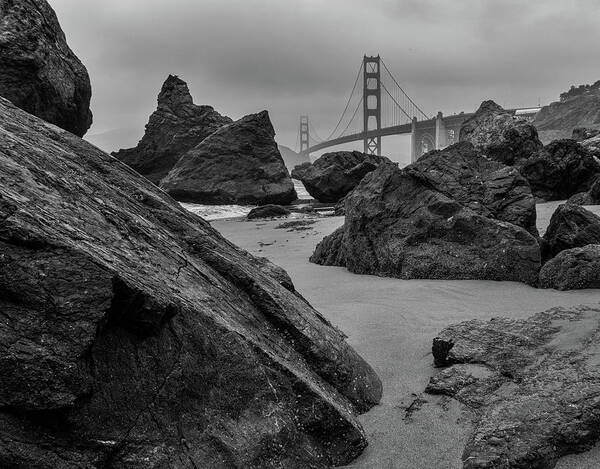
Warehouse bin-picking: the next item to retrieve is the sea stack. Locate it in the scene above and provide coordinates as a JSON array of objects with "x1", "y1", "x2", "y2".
[
  {"x1": 160, "y1": 110, "x2": 297, "y2": 205},
  {"x1": 113, "y1": 75, "x2": 232, "y2": 184}
]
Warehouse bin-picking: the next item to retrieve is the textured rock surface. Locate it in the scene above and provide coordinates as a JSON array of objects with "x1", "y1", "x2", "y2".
[
  {"x1": 542, "y1": 203, "x2": 600, "y2": 261},
  {"x1": 572, "y1": 127, "x2": 600, "y2": 142},
  {"x1": 459, "y1": 100, "x2": 543, "y2": 166},
  {"x1": 113, "y1": 75, "x2": 232, "y2": 184},
  {"x1": 539, "y1": 245, "x2": 600, "y2": 290},
  {"x1": 568, "y1": 177, "x2": 600, "y2": 205},
  {"x1": 534, "y1": 84, "x2": 600, "y2": 143},
  {"x1": 247, "y1": 204, "x2": 290, "y2": 220},
  {"x1": 291, "y1": 151, "x2": 390, "y2": 203},
  {"x1": 161, "y1": 110, "x2": 297, "y2": 205},
  {"x1": 311, "y1": 162, "x2": 541, "y2": 285},
  {"x1": 426, "y1": 305, "x2": 600, "y2": 468},
  {"x1": 0, "y1": 0, "x2": 92, "y2": 136},
  {"x1": 581, "y1": 134, "x2": 600, "y2": 153},
  {"x1": 519, "y1": 139, "x2": 600, "y2": 201},
  {"x1": 406, "y1": 141, "x2": 538, "y2": 235},
  {"x1": 0, "y1": 96, "x2": 382, "y2": 468}
]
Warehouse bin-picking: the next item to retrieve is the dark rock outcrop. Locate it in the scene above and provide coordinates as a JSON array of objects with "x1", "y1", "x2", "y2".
[
  {"x1": 581, "y1": 134, "x2": 600, "y2": 154},
  {"x1": 247, "y1": 204, "x2": 290, "y2": 220},
  {"x1": 426, "y1": 305, "x2": 600, "y2": 468},
  {"x1": 568, "y1": 177, "x2": 600, "y2": 205},
  {"x1": 0, "y1": 0, "x2": 92, "y2": 136},
  {"x1": 160, "y1": 111, "x2": 297, "y2": 205},
  {"x1": 542, "y1": 203, "x2": 600, "y2": 261},
  {"x1": 533, "y1": 82, "x2": 600, "y2": 143},
  {"x1": 0, "y1": 96, "x2": 381, "y2": 468},
  {"x1": 459, "y1": 100, "x2": 543, "y2": 166},
  {"x1": 572, "y1": 127, "x2": 600, "y2": 142},
  {"x1": 406, "y1": 141, "x2": 538, "y2": 235},
  {"x1": 311, "y1": 162, "x2": 541, "y2": 285},
  {"x1": 291, "y1": 151, "x2": 390, "y2": 203},
  {"x1": 539, "y1": 244, "x2": 600, "y2": 290},
  {"x1": 519, "y1": 139, "x2": 600, "y2": 201},
  {"x1": 113, "y1": 75, "x2": 232, "y2": 184}
]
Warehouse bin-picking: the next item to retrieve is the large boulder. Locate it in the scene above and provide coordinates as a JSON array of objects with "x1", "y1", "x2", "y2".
[
  {"x1": 542, "y1": 203, "x2": 600, "y2": 261},
  {"x1": 247, "y1": 204, "x2": 290, "y2": 220},
  {"x1": 310, "y1": 162, "x2": 541, "y2": 285},
  {"x1": 0, "y1": 0, "x2": 92, "y2": 136},
  {"x1": 568, "y1": 177, "x2": 600, "y2": 205},
  {"x1": 0, "y1": 96, "x2": 381, "y2": 468},
  {"x1": 160, "y1": 110, "x2": 297, "y2": 205},
  {"x1": 112, "y1": 75, "x2": 232, "y2": 184},
  {"x1": 426, "y1": 305, "x2": 600, "y2": 468},
  {"x1": 291, "y1": 151, "x2": 390, "y2": 203},
  {"x1": 539, "y1": 244, "x2": 600, "y2": 290},
  {"x1": 533, "y1": 81, "x2": 600, "y2": 143},
  {"x1": 459, "y1": 100, "x2": 543, "y2": 166},
  {"x1": 519, "y1": 139, "x2": 600, "y2": 201},
  {"x1": 406, "y1": 141, "x2": 538, "y2": 235}
]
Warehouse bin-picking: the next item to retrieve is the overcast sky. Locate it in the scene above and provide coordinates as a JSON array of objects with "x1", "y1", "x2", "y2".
[{"x1": 49, "y1": 0, "x2": 600, "y2": 158}]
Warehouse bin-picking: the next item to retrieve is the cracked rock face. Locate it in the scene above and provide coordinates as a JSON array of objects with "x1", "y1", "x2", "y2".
[
  {"x1": 406, "y1": 141, "x2": 538, "y2": 236},
  {"x1": 290, "y1": 151, "x2": 390, "y2": 203},
  {"x1": 539, "y1": 244, "x2": 600, "y2": 290},
  {"x1": 311, "y1": 158, "x2": 541, "y2": 285},
  {"x1": 459, "y1": 100, "x2": 543, "y2": 166},
  {"x1": 113, "y1": 75, "x2": 232, "y2": 184},
  {"x1": 160, "y1": 110, "x2": 297, "y2": 206},
  {"x1": 0, "y1": 0, "x2": 93, "y2": 136},
  {"x1": 426, "y1": 305, "x2": 600, "y2": 469},
  {"x1": 0, "y1": 97, "x2": 382, "y2": 468},
  {"x1": 542, "y1": 203, "x2": 600, "y2": 262}
]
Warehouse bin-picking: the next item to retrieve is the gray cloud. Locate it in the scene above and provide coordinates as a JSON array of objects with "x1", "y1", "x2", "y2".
[{"x1": 49, "y1": 0, "x2": 600, "y2": 155}]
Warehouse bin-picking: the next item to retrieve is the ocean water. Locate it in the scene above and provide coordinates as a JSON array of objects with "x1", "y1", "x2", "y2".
[{"x1": 181, "y1": 179, "x2": 311, "y2": 221}]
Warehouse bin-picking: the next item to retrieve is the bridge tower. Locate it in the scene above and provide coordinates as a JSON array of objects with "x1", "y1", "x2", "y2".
[
  {"x1": 363, "y1": 55, "x2": 381, "y2": 156},
  {"x1": 299, "y1": 115, "x2": 310, "y2": 157}
]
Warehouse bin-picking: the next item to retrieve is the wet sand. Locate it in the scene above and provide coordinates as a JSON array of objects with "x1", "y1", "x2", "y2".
[{"x1": 212, "y1": 202, "x2": 600, "y2": 469}]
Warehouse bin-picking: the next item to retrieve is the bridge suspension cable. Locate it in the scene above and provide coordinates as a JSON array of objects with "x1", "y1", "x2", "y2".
[
  {"x1": 380, "y1": 59, "x2": 429, "y2": 120},
  {"x1": 324, "y1": 62, "x2": 363, "y2": 141}
]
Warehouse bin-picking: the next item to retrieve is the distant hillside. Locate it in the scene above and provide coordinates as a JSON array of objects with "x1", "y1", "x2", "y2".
[
  {"x1": 278, "y1": 145, "x2": 310, "y2": 172},
  {"x1": 533, "y1": 81, "x2": 600, "y2": 143}
]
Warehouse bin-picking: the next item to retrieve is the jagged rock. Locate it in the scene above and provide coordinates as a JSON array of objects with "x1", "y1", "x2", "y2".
[
  {"x1": 290, "y1": 151, "x2": 390, "y2": 203},
  {"x1": 0, "y1": 96, "x2": 382, "y2": 468},
  {"x1": 247, "y1": 204, "x2": 290, "y2": 220},
  {"x1": 426, "y1": 305, "x2": 600, "y2": 468},
  {"x1": 311, "y1": 162, "x2": 541, "y2": 285},
  {"x1": 160, "y1": 111, "x2": 296, "y2": 205},
  {"x1": 519, "y1": 139, "x2": 600, "y2": 201},
  {"x1": 112, "y1": 75, "x2": 232, "y2": 184},
  {"x1": 539, "y1": 244, "x2": 600, "y2": 290},
  {"x1": 581, "y1": 134, "x2": 600, "y2": 153},
  {"x1": 572, "y1": 127, "x2": 600, "y2": 141},
  {"x1": 542, "y1": 203, "x2": 600, "y2": 261},
  {"x1": 533, "y1": 82, "x2": 600, "y2": 143},
  {"x1": 0, "y1": 0, "x2": 92, "y2": 136},
  {"x1": 279, "y1": 145, "x2": 310, "y2": 172},
  {"x1": 406, "y1": 141, "x2": 538, "y2": 235},
  {"x1": 568, "y1": 177, "x2": 600, "y2": 205},
  {"x1": 459, "y1": 100, "x2": 543, "y2": 166}
]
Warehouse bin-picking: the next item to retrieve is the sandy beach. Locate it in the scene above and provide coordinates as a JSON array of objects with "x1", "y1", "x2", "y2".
[{"x1": 212, "y1": 202, "x2": 600, "y2": 469}]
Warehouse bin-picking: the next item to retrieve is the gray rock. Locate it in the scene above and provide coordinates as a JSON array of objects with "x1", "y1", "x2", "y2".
[
  {"x1": 113, "y1": 75, "x2": 232, "y2": 184},
  {"x1": 539, "y1": 244, "x2": 600, "y2": 290},
  {"x1": 542, "y1": 203, "x2": 600, "y2": 261},
  {"x1": 0, "y1": 0, "x2": 92, "y2": 136},
  {"x1": 459, "y1": 100, "x2": 543, "y2": 166},
  {"x1": 291, "y1": 151, "x2": 390, "y2": 203},
  {"x1": 0, "y1": 96, "x2": 381, "y2": 468},
  {"x1": 311, "y1": 162, "x2": 541, "y2": 285},
  {"x1": 406, "y1": 141, "x2": 538, "y2": 235},
  {"x1": 568, "y1": 177, "x2": 600, "y2": 205},
  {"x1": 160, "y1": 110, "x2": 297, "y2": 205},
  {"x1": 427, "y1": 305, "x2": 600, "y2": 468},
  {"x1": 247, "y1": 204, "x2": 291, "y2": 220}
]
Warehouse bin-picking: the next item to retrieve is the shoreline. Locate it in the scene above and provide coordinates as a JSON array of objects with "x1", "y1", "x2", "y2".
[{"x1": 212, "y1": 202, "x2": 600, "y2": 468}]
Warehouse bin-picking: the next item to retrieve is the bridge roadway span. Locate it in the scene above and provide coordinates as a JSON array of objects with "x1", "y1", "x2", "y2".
[{"x1": 306, "y1": 108, "x2": 538, "y2": 162}]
